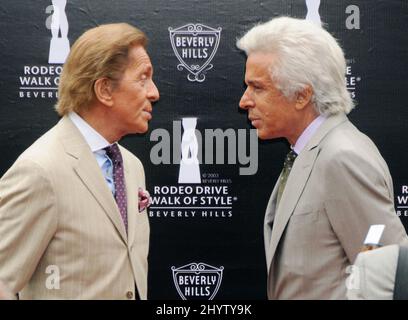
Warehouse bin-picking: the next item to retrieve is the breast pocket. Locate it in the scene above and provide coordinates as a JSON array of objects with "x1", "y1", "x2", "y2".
[{"x1": 290, "y1": 204, "x2": 319, "y2": 224}]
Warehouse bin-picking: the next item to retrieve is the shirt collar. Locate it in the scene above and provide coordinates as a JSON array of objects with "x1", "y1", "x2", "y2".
[
  {"x1": 293, "y1": 115, "x2": 326, "y2": 155},
  {"x1": 69, "y1": 112, "x2": 111, "y2": 152}
]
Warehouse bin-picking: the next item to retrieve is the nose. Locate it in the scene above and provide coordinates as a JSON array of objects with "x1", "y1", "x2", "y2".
[
  {"x1": 239, "y1": 87, "x2": 254, "y2": 110},
  {"x1": 147, "y1": 80, "x2": 160, "y2": 102}
]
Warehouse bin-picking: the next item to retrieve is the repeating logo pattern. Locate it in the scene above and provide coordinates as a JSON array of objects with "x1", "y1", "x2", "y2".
[
  {"x1": 19, "y1": 1, "x2": 70, "y2": 99},
  {"x1": 396, "y1": 185, "x2": 408, "y2": 218},
  {"x1": 169, "y1": 23, "x2": 222, "y2": 82},
  {"x1": 48, "y1": 0, "x2": 70, "y2": 64},
  {"x1": 305, "y1": 0, "x2": 321, "y2": 26},
  {"x1": 179, "y1": 118, "x2": 201, "y2": 184},
  {"x1": 172, "y1": 262, "x2": 224, "y2": 300}
]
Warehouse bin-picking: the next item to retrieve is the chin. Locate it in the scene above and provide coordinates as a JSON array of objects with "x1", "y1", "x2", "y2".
[
  {"x1": 129, "y1": 123, "x2": 148, "y2": 134},
  {"x1": 257, "y1": 129, "x2": 275, "y2": 140},
  {"x1": 256, "y1": 130, "x2": 268, "y2": 140},
  {"x1": 137, "y1": 126, "x2": 148, "y2": 134}
]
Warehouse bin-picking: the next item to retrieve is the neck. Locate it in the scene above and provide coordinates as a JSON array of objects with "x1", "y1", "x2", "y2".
[
  {"x1": 287, "y1": 110, "x2": 320, "y2": 146},
  {"x1": 78, "y1": 106, "x2": 122, "y2": 144}
]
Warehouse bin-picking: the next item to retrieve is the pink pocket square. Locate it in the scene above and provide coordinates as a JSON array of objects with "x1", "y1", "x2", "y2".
[{"x1": 138, "y1": 188, "x2": 151, "y2": 212}]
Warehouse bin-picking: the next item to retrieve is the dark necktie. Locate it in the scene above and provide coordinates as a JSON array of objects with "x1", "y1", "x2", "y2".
[
  {"x1": 276, "y1": 149, "x2": 298, "y2": 207},
  {"x1": 104, "y1": 144, "x2": 128, "y2": 232}
]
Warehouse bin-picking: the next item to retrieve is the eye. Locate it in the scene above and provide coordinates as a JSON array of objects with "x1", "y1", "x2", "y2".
[
  {"x1": 138, "y1": 74, "x2": 148, "y2": 86},
  {"x1": 247, "y1": 82, "x2": 262, "y2": 92}
]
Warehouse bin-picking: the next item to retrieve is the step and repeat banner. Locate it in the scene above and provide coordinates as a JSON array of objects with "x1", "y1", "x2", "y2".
[{"x1": 0, "y1": 0, "x2": 407, "y2": 299}]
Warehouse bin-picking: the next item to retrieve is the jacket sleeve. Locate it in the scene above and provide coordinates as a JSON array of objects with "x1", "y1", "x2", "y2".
[
  {"x1": 0, "y1": 159, "x2": 58, "y2": 295},
  {"x1": 323, "y1": 149, "x2": 408, "y2": 264}
]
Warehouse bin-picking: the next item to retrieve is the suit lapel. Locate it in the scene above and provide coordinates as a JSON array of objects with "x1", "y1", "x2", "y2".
[
  {"x1": 264, "y1": 175, "x2": 281, "y2": 267},
  {"x1": 121, "y1": 148, "x2": 139, "y2": 247},
  {"x1": 266, "y1": 113, "x2": 349, "y2": 270},
  {"x1": 58, "y1": 116, "x2": 128, "y2": 244},
  {"x1": 266, "y1": 147, "x2": 319, "y2": 269}
]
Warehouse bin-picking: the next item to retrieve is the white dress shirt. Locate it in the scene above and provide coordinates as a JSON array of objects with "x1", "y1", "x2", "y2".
[
  {"x1": 69, "y1": 112, "x2": 116, "y2": 195},
  {"x1": 293, "y1": 115, "x2": 326, "y2": 154}
]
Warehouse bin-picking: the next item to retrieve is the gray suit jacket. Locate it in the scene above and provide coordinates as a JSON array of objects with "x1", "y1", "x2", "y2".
[
  {"x1": 264, "y1": 113, "x2": 408, "y2": 299},
  {"x1": 0, "y1": 116, "x2": 150, "y2": 299},
  {"x1": 347, "y1": 245, "x2": 399, "y2": 300}
]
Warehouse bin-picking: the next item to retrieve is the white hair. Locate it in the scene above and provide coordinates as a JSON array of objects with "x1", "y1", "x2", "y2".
[{"x1": 236, "y1": 16, "x2": 354, "y2": 115}]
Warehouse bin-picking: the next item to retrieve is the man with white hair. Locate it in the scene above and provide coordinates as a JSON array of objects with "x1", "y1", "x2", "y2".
[{"x1": 237, "y1": 16, "x2": 408, "y2": 299}]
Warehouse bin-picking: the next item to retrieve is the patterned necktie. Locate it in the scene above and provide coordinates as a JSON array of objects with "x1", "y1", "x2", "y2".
[
  {"x1": 276, "y1": 149, "x2": 298, "y2": 207},
  {"x1": 104, "y1": 144, "x2": 128, "y2": 233}
]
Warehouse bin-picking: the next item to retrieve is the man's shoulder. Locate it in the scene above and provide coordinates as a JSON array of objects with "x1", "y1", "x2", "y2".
[
  {"x1": 118, "y1": 145, "x2": 144, "y2": 169},
  {"x1": 313, "y1": 118, "x2": 390, "y2": 178},
  {"x1": 0, "y1": 121, "x2": 66, "y2": 186},
  {"x1": 319, "y1": 119, "x2": 382, "y2": 162},
  {"x1": 15, "y1": 119, "x2": 66, "y2": 169},
  {"x1": 323, "y1": 119, "x2": 373, "y2": 150}
]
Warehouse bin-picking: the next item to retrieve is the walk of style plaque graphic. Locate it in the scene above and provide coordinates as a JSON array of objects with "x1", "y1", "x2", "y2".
[
  {"x1": 148, "y1": 117, "x2": 247, "y2": 219},
  {"x1": 172, "y1": 262, "x2": 224, "y2": 300},
  {"x1": 169, "y1": 23, "x2": 222, "y2": 82},
  {"x1": 178, "y1": 118, "x2": 201, "y2": 184},
  {"x1": 345, "y1": 58, "x2": 361, "y2": 101},
  {"x1": 19, "y1": 1, "x2": 70, "y2": 99},
  {"x1": 304, "y1": 1, "x2": 362, "y2": 101},
  {"x1": 48, "y1": 0, "x2": 70, "y2": 64},
  {"x1": 396, "y1": 185, "x2": 408, "y2": 218},
  {"x1": 305, "y1": 0, "x2": 321, "y2": 26}
]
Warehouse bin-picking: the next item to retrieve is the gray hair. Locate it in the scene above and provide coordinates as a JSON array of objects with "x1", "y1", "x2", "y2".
[{"x1": 236, "y1": 16, "x2": 354, "y2": 116}]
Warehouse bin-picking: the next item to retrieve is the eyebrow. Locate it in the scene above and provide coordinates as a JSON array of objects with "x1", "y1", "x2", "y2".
[
  {"x1": 246, "y1": 79, "x2": 263, "y2": 86},
  {"x1": 141, "y1": 65, "x2": 152, "y2": 75},
  {"x1": 135, "y1": 64, "x2": 152, "y2": 77}
]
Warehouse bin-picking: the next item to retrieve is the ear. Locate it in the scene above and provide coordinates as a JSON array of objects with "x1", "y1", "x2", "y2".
[
  {"x1": 94, "y1": 78, "x2": 114, "y2": 107},
  {"x1": 295, "y1": 85, "x2": 313, "y2": 111}
]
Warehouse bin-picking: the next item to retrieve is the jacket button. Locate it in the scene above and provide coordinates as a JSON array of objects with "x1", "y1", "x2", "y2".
[{"x1": 126, "y1": 291, "x2": 133, "y2": 299}]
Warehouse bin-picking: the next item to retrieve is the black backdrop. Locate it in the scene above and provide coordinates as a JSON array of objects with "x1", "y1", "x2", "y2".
[{"x1": 0, "y1": 0, "x2": 407, "y2": 299}]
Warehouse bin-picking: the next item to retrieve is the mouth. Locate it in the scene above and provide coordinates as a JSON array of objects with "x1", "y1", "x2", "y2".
[
  {"x1": 142, "y1": 107, "x2": 152, "y2": 120},
  {"x1": 248, "y1": 115, "x2": 261, "y2": 127}
]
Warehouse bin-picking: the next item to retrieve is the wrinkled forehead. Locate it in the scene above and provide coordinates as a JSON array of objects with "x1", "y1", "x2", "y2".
[
  {"x1": 246, "y1": 52, "x2": 277, "y2": 69},
  {"x1": 244, "y1": 52, "x2": 276, "y2": 80},
  {"x1": 128, "y1": 45, "x2": 153, "y2": 70}
]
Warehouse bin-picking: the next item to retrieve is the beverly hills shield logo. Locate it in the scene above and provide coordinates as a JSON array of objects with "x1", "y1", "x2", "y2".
[
  {"x1": 169, "y1": 24, "x2": 222, "y2": 82},
  {"x1": 172, "y1": 262, "x2": 224, "y2": 300}
]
